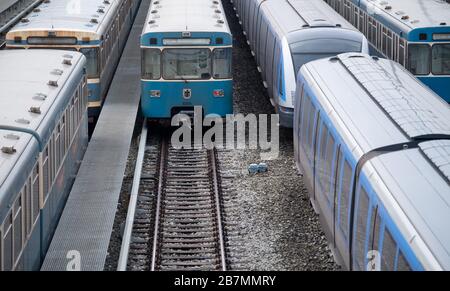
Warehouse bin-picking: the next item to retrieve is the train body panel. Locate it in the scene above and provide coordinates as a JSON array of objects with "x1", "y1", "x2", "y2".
[
  {"x1": 294, "y1": 52, "x2": 450, "y2": 270},
  {"x1": 5, "y1": 0, "x2": 141, "y2": 118},
  {"x1": 0, "y1": 50, "x2": 88, "y2": 271},
  {"x1": 324, "y1": 0, "x2": 450, "y2": 102},
  {"x1": 233, "y1": 0, "x2": 369, "y2": 127},
  {"x1": 140, "y1": 0, "x2": 233, "y2": 119}
]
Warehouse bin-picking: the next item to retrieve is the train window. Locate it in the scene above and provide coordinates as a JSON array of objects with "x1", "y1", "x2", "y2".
[
  {"x1": 213, "y1": 48, "x2": 232, "y2": 79},
  {"x1": 432, "y1": 44, "x2": 450, "y2": 75},
  {"x1": 353, "y1": 186, "x2": 370, "y2": 270},
  {"x1": 307, "y1": 104, "x2": 317, "y2": 161},
  {"x1": 396, "y1": 251, "x2": 412, "y2": 271},
  {"x1": 318, "y1": 125, "x2": 329, "y2": 190},
  {"x1": 301, "y1": 97, "x2": 312, "y2": 153},
  {"x1": 408, "y1": 44, "x2": 430, "y2": 75},
  {"x1": 13, "y1": 196, "x2": 23, "y2": 264},
  {"x1": 142, "y1": 48, "x2": 161, "y2": 80},
  {"x1": 338, "y1": 158, "x2": 353, "y2": 238},
  {"x1": 381, "y1": 228, "x2": 397, "y2": 271},
  {"x1": 24, "y1": 182, "x2": 31, "y2": 236},
  {"x1": 55, "y1": 127, "x2": 61, "y2": 172},
  {"x1": 2, "y1": 214, "x2": 13, "y2": 271},
  {"x1": 324, "y1": 134, "x2": 336, "y2": 203},
  {"x1": 163, "y1": 49, "x2": 211, "y2": 80},
  {"x1": 80, "y1": 47, "x2": 100, "y2": 78},
  {"x1": 399, "y1": 39, "x2": 406, "y2": 66}
]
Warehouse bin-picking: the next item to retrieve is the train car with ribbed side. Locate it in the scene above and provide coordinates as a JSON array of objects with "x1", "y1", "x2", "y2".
[
  {"x1": 294, "y1": 52, "x2": 450, "y2": 270},
  {"x1": 0, "y1": 50, "x2": 88, "y2": 271},
  {"x1": 6, "y1": 0, "x2": 141, "y2": 118}
]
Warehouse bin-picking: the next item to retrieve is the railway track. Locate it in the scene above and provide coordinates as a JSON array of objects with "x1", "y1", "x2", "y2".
[{"x1": 118, "y1": 120, "x2": 228, "y2": 271}]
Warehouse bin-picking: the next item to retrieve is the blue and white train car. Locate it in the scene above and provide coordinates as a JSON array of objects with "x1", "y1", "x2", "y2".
[
  {"x1": 232, "y1": 0, "x2": 369, "y2": 127},
  {"x1": 324, "y1": 0, "x2": 450, "y2": 102},
  {"x1": 5, "y1": 0, "x2": 141, "y2": 118},
  {"x1": 140, "y1": 0, "x2": 233, "y2": 119},
  {"x1": 0, "y1": 50, "x2": 88, "y2": 271},
  {"x1": 294, "y1": 53, "x2": 450, "y2": 270}
]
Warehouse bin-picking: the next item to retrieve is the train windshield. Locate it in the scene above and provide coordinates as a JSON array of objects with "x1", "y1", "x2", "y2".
[
  {"x1": 432, "y1": 44, "x2": 450, "y2": 75},
  {"x1": 79, "y1": 47, "x2": 100, "y2": 79},
  {"x1": 162, "y1": 48, "x2": 212, "y2": 80},
  {"x1": 290, "y1": 38, "x2": 362, "y2": 74}
]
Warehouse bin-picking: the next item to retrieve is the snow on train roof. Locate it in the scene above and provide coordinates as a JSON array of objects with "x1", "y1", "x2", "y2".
[
  {"x1": 7, "y1": 0, "x2": 121, "y2": 39},
  {"x1": 420, "y1": 140, "x2": 450, "y2": 183},
  {"x1": 0, "y1": 50, "x2": 85, "y2": 187},
  {"x1": 360, "y1": 0, "x2": 450, "y2": 30},
  {"x1": 143, "y1": 0, "x2": 231, "y2": 35}
]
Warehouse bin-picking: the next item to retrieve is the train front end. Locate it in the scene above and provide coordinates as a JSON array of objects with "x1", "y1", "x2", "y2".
[{"x1": 140, "y1": 32, "x2": 233, "y2": 119}]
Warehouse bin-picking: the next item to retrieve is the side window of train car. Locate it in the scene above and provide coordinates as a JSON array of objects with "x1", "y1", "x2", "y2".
[
  {"x1": 13, "y1": 195, "x2": 23, "y2": 266},
  {"x1": 1, "y1": 213, "x2": 13, "y2": 270},
  {"x1": 300, "y1": 95, "x2": 312, "y2": 154},
  {"x1": 259, "y1": 15, "x2": 269, "y2": 73},
  {"x1": 336, "y1": 157, "x2": 353, "y2": 239},
  {"x1": 266, "y1": 28, "x2": 276, "y2": 90},
  {"x1": 324, "y1": 130, "x2": 336, "y2": 205},
  {"x1": 353, "y1": 185, "x2": 370, "y2": 270},
  {"x1": 381, "y1": 228, "x2": 397, "y2": 270}
]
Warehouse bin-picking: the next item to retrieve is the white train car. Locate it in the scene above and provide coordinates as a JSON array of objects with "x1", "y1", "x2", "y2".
[
  {"x1": 0, "y1": 50, "x2": 88, "y2": 271},
  {"x1": 233, "y1": 0, "x2": 369, "y2": 127},
  {"x1": 5, "y1": 0, "x2": 141, "y2": 118},
  {"x1": 294, "y1": 53, "x2": 450, "y2": 270}
]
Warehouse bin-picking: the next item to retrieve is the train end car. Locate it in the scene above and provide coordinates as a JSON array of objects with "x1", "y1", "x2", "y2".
[
  {"x1": 0, "y1": 50, "x2": 88, "y2": 271},
  {"x1": 294, "y1": 52, "x2": 450, "y2": 271},
  {"x1": 140, "y1": 0, "x2": 233, "y2": 119}
]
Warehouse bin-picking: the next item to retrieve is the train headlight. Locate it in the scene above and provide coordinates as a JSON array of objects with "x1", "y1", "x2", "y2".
[
  {"x1": 150, "y1": 90, "x2": 161, "y2": 98},
  {"x1": 213, "y1": 89, "x2": 225, "y2": 98}
]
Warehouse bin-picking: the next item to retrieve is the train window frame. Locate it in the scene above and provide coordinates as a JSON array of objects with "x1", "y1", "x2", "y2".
[
  {"x1": 324, "y1": 131, "x2": 336, "y2": 205},
  {"x1": 212, "y1": 47, "x2": 233, "y2": 80},
  {"x1": 32, "y1": 163, "x2": 39, "y2": 226},
  {"x1": 396, "y1": 250, "x2": 413, "y2": 271},
  {"x1": 1, "y1": 212, "x2": 13, "y2": 271},
  {"x1": 431, "y1": 44, "x2": 450, "y2": 75},
  {"x1": 407, "y1": 43, "x2": 431, "y2": 76},
  {"x1": 337, "y1": 157, "x2": 353, "y2": 239},
  {"x1": 13, "y1": 194, "x2": 23, "y2": 266},
  {"x1": 381, "y1": 228, "x2": 397, "y2": 271},
  {"x1": 162, "y1": 48, "x2": 212, "y2": 81}
]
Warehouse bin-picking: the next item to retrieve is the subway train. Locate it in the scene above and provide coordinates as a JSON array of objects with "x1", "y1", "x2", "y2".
[
  {"x1": 294, "y1": 52, "x2": 450, "y2": 271},
  {"x1": 324, "y1": 0, "x2": 450, "y2": 103},
  {"x1": 140, "y1": 0, "x2": 233, "y2": 119},
  {"x1": 6, "y1": 0, "x2": 141, "y2": 118},
  {"x1": 232, "y1": 0, "x2": 369, "y2": 127},
  {"x1": 0, "y1": 50, "x2": 88, "y2": 271}
]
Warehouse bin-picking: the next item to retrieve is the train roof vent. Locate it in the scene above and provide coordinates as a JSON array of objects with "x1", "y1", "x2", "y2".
[
  {"x1": 20, "y1": 18, "x2": 30, "y2": 23},
  {"x1": 103, "y1": 0, "x2": 110, "y2": 4},
  {"x1": 4, "y1": 134, "x2": 20, "y2": 141},
  {"x1": 420, "y1": 140, "x2": 450, "y2": 183},
  {"x1": 62, "y1": 59, "x2": 72, "y2": 66},
  {"x1": 337, "y1": 54, "x2": 450, "y2": 139},
  {"x1": 33, "y1": 8, "x2": 41, "y2": 13},
  {"x1": 97, "y1": 8, "x2": 105, "y2": 14},
  {"x1": 90, "y1": 18, "x2": 99, "y2": 24},
  {"x1": 33, "y1": 93, "x2": 47, "y2": 101},
  {"x1": 1, "y1": 146, "x2": 16, "y2": 155},
  {"x1": 43, "y1": 0, "x2": 51, "y2": 3},
  {"x1": 29, "y1": 106, "x2": 42, "y2": 115}
]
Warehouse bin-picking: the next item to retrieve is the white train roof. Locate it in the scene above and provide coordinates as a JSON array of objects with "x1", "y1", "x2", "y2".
[
  {"x1": 262, "y1": 0, "x2": 359, "y2": 36},
  {"x1": 361, "y1": 0, "x2": 450, "y2": 30},
  {"x1": 7, "y1": 0, "x2": 122, "y2": 41},
  {"x1": 142, "y1": 0, "x2": 231, "y2": 35},
  {"x1": 300, "y1": 53, "x2": 450, "y2": 269},
  {"x1": 0, "y1": 50, "x2": 85, "y2": 188}
]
